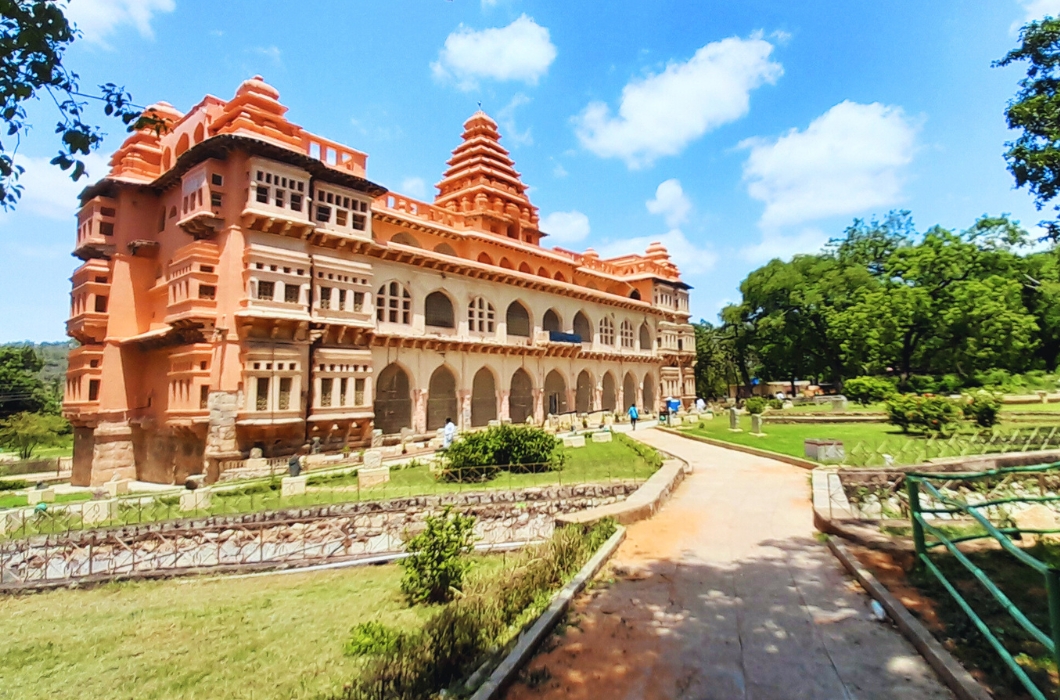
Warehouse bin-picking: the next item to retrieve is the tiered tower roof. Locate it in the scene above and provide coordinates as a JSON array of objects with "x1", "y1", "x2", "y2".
[{"x1": 434, "y1": 111, "x2": 542, "y2": 244}]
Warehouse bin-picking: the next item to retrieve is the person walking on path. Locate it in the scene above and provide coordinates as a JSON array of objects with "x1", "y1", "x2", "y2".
[
  {"x1": 627, "y1": 403, "x2": 639, "y2": 430},
  {"x1": 443, "y1": 417, "x2": 457, "y2": 448}
]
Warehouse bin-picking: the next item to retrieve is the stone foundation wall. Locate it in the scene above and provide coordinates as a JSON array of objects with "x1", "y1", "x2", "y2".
[
  {"x1": 0, "y1": 483, "x2": 636, "y2": 588},
  {"x1": 88, "y1": 422, "x2": 136, "y2": 486}
]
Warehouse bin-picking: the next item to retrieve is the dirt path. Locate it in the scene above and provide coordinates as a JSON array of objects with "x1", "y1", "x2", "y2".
[{"x1": 505, "y1": 429, "x2": 955, "y2": 700}]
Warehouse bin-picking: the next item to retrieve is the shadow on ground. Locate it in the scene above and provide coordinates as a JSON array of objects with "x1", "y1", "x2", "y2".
[{"x1": 505, "y1": 536, "x2": 954, "y2": 700}]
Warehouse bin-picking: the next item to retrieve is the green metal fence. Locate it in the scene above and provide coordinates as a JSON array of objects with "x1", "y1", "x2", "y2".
[{"x1": 908, "y1": 463, "x2": 1060, "y2": 699}]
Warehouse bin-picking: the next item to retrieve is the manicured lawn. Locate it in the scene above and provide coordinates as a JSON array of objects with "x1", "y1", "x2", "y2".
[
  {"x1": 680, "y1": 416, "x2": 1060, "y2": 467},
  {"x1": 0, "y1": 491, "x2": 90, "y2": 509},
  {"x1": 3, "y1": 436, "x2": 659, "y2": 536},
  {"x1": 0, "y1": 564, "x2": 432, "y2": 700}
]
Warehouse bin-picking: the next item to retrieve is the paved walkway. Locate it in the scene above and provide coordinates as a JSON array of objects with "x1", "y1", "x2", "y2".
[{"x1": 505, "y1": 429, "x2": 954, "y2": 700}]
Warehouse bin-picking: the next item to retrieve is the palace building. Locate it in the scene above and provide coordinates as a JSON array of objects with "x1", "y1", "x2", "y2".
[{"x1": 62, "y1": 77, "x2": 696, "y2": 486}]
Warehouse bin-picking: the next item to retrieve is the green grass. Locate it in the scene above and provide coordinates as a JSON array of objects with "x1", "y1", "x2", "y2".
[
  {"x1": 0, "y1": 564, "x2": 433, "y2": 700},
  {"x1": 0, "y1": 491, "x2": 90, "y2": 509},
  {"x1": 2, "y1": 438, "x2": 659, "y2": 537},
  {"x1": 680, "y1": 416, "x2": 1060, "y2": 467}
]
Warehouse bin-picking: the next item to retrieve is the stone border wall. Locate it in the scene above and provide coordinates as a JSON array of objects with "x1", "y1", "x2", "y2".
[{"x1": 0, "y1": 483, "x2": 636, "y2": 592}]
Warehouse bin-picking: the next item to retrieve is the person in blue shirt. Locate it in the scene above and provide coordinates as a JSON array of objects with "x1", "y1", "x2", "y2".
[{"x1": 627, "y1": 404, "x2": 639, "y2": 430}]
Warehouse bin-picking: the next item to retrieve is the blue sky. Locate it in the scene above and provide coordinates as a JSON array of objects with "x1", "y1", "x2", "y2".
[{"x1": 0, "y1": 0, "x2": 1056, "y2": 341}]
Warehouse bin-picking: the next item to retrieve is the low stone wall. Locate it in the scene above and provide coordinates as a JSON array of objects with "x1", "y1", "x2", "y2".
[{"x1": 0, "y1": 483, "x2": 637, "y2": 590}]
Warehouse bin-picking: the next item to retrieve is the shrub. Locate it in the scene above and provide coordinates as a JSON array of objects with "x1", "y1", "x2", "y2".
[
  {"x1": 843, "y1": 376, "x2": 896, "y2": 405},
  {"x1": 400, "y1": 506, "x2": 477, "y2": 605},
  {"x1": 336, "y1": 519, "x2": 616, "y2": 700},
  {"x1": 962, "y1": 391, "x2": 1002, "y2": 428},
  {"x1": 975, "y1": 368, "x2": 1013, "y2": 390},
  {"x1": 907, "y1": 374, "x2": 938, "y2": 394},
  {"x1": 938, "y1": 374, "x2": 964, "y2": 395},
  {"x1": 744, "y1": 397, "x2": 767, "y2": 415},
  {"x1": 0, "y1": 478, "x2": 27, "y2": 491},
  {"x1": 885, "y1": 394, "x2": 961, "y2": 434},
  {"x1": 768, "y1": 398, "x2": 783, "y2": 410},
  {"x1": 438, "y1": 425, "x2": 563, "y2": 482},
  {"x1": 614, "y1": 433, "x2": 663, "y2": 471},
  {"x1": 345, "y1": 621, "x2": 402, "y2": 657}
]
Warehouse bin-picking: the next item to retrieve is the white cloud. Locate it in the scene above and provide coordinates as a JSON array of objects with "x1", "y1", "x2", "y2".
[
  {"x1": 541, "y1": 210, "x2": 590, "y2": 245},
  {"x1": 401, "y1": 177, "x2": 428, "y2": 199},
  {"x1": 251, "y1": 46, "x2": 283, "y2": 66},
  {"x1": 431, "y1": 15, "x2": 557, "y2": 91},
  {"x1": 552, "y1": 163, "x2": 568, "y2": 178},
  {"x1": 498, "y1": 94, "x2": 533, "y2": 146},
  {"x1": 597, "y1": 230, "x2": 717, "y2": 274},
  {"x1": 646, "y1": 179, "x2": 691, "y2": 227},
  {"x1": 67, "y1": 0, "x2": 175, "y2": 46},
  {"x1": 573, "y1": 35, "x2": 782, "y2": 168},
  {"x1": 740, "y1": 227, "x2": 830, "y2": 264},
  {"x1": 0, "y1": 153, "x2": 110, "y2": 223},
  {"x1": 740, "y1": 100, "x2": 918, "y2": 231},
  {"x1": 1019, "y1": 0, "x2": 1060, "y2": 21}
]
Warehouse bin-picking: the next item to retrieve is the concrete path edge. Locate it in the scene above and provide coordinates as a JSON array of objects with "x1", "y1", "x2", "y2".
[
  {"x1": 658, "y1": 427, "x2": 820, "y2": 470},
  {"x1": 469, "y1": 525, "x2": 628, "y2": 700},
  {"x1": 554, "y1": 454, "x2": 690, "y2": 527},
  {"x1": 826, "y1": 535, "x2": 992, "y2": 700}
]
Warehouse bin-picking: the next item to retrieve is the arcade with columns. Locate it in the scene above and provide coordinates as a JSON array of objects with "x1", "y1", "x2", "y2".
[{"x1": 63, "y1": 77, "x2": 697, "y2": 486}]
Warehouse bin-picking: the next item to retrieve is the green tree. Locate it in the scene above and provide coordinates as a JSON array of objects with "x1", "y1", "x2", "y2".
[
  {"x1": 0, "y1": 344, "x2": 52, "y2": 416},
  {"x1": 692, "y1": 321, "x2": 738, "y2": 399},
  {"x1": 0, "y1": 410, "x2": 67, "y2": 458},
  {"x1": 0, "y1": 0, "x2": 166, "y2": 209},
  {"x1": 996, "y1": 17, "x2": 1060, "y2": 240}
]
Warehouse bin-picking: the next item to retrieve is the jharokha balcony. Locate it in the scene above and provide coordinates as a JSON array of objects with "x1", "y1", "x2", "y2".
[
  {"x1": 166, "y1": 242, "x2": 220, "y2": 325},
  {"x1": 73, "y1": 196, "x2": 118, "y2": 260},
  {"x1": 67, "y1": 259, "x2": 112, "y2": 344},
  {"x1": 64, "y1": 345, "x2": 104, "y2": 415}
]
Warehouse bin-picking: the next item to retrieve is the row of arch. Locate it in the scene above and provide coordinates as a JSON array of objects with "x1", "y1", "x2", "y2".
[
  {"x1": 387, "y1": 233, "x2": 643, "y2": 300},
  {"x1": 380, "y1": 283, "x2": 653, "y2": 348},
  {"x1": 373, "y1": 363, "x2": 657, "y2": 435}
]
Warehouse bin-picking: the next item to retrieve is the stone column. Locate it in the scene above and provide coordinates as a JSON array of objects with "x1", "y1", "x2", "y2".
[
  {"x1": 204, "y1": 390, "x2": 241, "y2": 483},
  {"x1": 498, "y1": 390, "x2": 511, "y2": 421},
  {"x1": 412, "y1": 389, "x2": 428, "y2": 434},
  {"x1": 89, "y1": 421, "x2": 136, "y2": 486},
  {"x1": 532, "y1": 389, "x2": 544, "y2": 423},
  {"x1": 594, "y1": 386, "x2": 603, "y2": 413},
  {"x1": 458, "y1": 390, "x2": 472, "y2": 429}
]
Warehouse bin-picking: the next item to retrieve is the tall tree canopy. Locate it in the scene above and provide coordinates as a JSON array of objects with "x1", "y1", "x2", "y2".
[
  {"x1": 0, "y1": 0, "x2": 163, "y2": 209},
  {"x1": 997, "y1": 17, "x2": 1060, "y2": 239},
  {"x1": 711, "y1": 212, "x2": 1054, "y2": 392}
]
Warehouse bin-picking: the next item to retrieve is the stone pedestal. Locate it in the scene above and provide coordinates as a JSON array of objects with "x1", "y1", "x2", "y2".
[
  {"x1": 728, "y1": 408, "x2": 742, "y2": 432},
  {"x1": 563, "y1": 435, "x2": 586, "y2": 448},
  {"x1": 27, "y1": 488, "x2": 55, "y2": 505},
  {"x1": 180, "y1": 488, "x2": 211, "y2": 511},
  {"x1": 281, "y1": 475, "x2": 307, "y2": 498},
  {"x1": 104, "y1": 479, "x2": 131, "y2": 498},
  {"x1": 751, "y1": 414, "x2": 765, "y2": 436},
  {"x1": 782, "y1": 400, "x2": 794, "y2": 409},
  {"x1": 831, "y1": 397, "x2": 847, "y2": 412},
  {"x1": 804, "y1": 439, "x2": 845, "y2": 462},
  {"x1": 363, "y1": 449, "x2": 383, "y2": 469},
  {"x1": 358, "y1": 466, "x2": 390, "y2": 488},
  {"x1": 81, "y1": 499, "x2": 118, "y2": 525},
  {"x1": 371, "y1": 429, "x2": 384, "y2": 448},
  {"x1": 88, "y1": 421, "x2": 137, "y2": 486},
  {"x1": 591, "y1": 431, "x2": 613, "y2": 443}
]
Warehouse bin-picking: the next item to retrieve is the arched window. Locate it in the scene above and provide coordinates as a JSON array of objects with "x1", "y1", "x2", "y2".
[
  {"x1": 537, "y1": 267, "x2": 549, "y2": 278},
  {"x1": 599, "y1": 317, "x2": 615, "y2": 346},
  {"x1": 542, "y1": 309, "x2": 561, "y2": 333},
  {"x1": 427, "y1": 366, "x2": 458, "y2": 430},
  {"x1": 639, "y1": 323, "x2": 651, "y2": 350},
  {"x1": 620, "y1": 321, "x2": 634, "y2": 349},
  {"x1": 425, "y1": 291, "x2": 454, "y2": 328},
  {"x1": 506, "y1": 301, "x2": 530, "y2": 337},
  {"x1": 623, "y1": 372, "x2": 637, "y2": 410},
  {"x1": 630, "y1": 289, "x2": 642, "y2": 301},
  {"x1": 477, "y1": 252, "x2": 493, "y2": 265},
  {"x1": 499, "y1": 257, "x2": 513, "y2": 269},
  {"x1": 468, "y1": 297, "x2": 496, "y2": 333},
  {"x1": 175, "y1": 133, "x2": 190, "y2": 157},
  {"x1": 434, "y1": 243, "x2": 457, "y2": 256},
  {"x1": 509, "y1": 368, "x2": 534, "y2": 423},
  {"x1": 377, "y1": 281, "x2": 411, "y2": 324},
  {"x1": 375, "y1": 364, "x2": 412, "y2": 435},
  {"x1": 544, "y1": 370, "x2": 568, "y2": 414},
  {"x1": 575, "y1": 370, "x2": 593, "y2": 413},
  {"x1": 391, "y1": 232, "x2": 421, "y2": 248},
  {"x1": 471, "y1": 367, "x2": 497, "y2": 427},
  {"x1": 642, "y1": 373, "x2": 656, "y2": 411},
  {"x1": 554, "y1": 271, "x2": 566, "y2": 282},
  {"x1": 573, "y1": 311, "x2": 592, "y2": 342},
  {"x1": 601, "y1": 372, "x2": 617, "y2": 412},
  {"x1": 193, "y1": 123, "x2": 205, "y2": 144},
  {"x1": 518, "y1": 262, "x2": 533, "y2": 274}
]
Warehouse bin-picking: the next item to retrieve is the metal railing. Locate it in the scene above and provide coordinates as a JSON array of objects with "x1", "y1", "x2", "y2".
[
  {"x1": 845, "y1": 427, "x2": 1060, "y2": 467},
  {"x1": 908, "y1": 463, "x2": 1060, "y2": 699}
]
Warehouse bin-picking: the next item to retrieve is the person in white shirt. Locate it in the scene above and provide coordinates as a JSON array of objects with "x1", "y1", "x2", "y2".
[
  {"x1": 443, "y1": 417, "x2": 457, "y2": 448},
  {"x1": 695, "y1": 397, "x2": 706, "y2": 412}
]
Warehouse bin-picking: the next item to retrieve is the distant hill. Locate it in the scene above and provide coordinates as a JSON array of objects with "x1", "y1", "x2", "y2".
[{"x1": 3, "y1": 341, "x2": 72, "y2": 387}]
